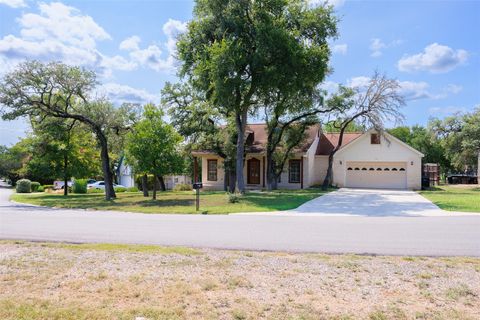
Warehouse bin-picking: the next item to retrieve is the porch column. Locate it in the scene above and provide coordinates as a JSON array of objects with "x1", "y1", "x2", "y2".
[
  {"x1": 300, "y1": 157, "x2": 304, "y2": 189},
  {"x1": 262, "y1": 156, "x2": 266, "y2": 188}
]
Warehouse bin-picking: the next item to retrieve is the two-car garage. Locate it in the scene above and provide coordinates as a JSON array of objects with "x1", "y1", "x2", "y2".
[{"x1": 345, "y1": 161, "x2": 407, "y2": 189}]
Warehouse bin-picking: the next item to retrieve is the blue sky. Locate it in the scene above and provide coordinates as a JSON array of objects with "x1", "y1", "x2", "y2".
[{"x1": 0, "y1": 0, "x2": 479, "y2": 145}]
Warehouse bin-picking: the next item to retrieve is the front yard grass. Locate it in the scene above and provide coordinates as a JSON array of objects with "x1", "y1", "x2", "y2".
[
  {"x1": 10, "y1": 188, "x2": 330, "y2": 214},
  {"x1": 1, "y1": 240, "x2": 479, "y2": 320},
  {"x1": 419, "y1": 185, "x2": 480, "y2": 213}
]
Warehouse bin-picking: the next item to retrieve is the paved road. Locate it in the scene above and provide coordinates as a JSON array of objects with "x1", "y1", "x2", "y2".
[{"x1": 1, "y1": 184, "x2": 479, "y2": 256}]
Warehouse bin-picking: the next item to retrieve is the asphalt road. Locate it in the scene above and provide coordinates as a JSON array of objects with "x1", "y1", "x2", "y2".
[{"x1": 1, "y1": 184, "x2": 479, "y2": 256}]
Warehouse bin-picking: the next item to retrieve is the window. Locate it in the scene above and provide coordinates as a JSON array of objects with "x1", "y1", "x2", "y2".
[
  {"x1": 377, "y1": 168, "x2": 382, "y2": 171},
  {"x1": 354, "y1": 168, "x2": 360, "y2": 171},
  {"x1": 207, "y1": 159, "x2": 218, "y2": 181},
  {"x1": 289, "y1": 160, "x2": 301, "y2": 183},
  {"x1": 392, "y1": 168, "x2": 398, "y2": 171},
  {"x1": 371, "y1": 133, "x2": 381, "y2": 144},
  {"x1": 362, "y1": 168, "x2": 367, "y2": 171},
  {"x1": 347, "y1": 167, "x2": 353, "y2": 171},
  {"x1": 399, "y1": 168, "x2": 405, "y2": 171},
  {"x1": 369, "y1": 168, "x2": 375, "y2": 171},
  {"x1": 384, "y1": 168, "x2": 390, "y2": 171}
]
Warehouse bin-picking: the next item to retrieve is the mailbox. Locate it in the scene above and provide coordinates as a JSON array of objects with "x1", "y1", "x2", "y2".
[{"x1": 193, "y1": 182, "x2": 203, "y2": 190}]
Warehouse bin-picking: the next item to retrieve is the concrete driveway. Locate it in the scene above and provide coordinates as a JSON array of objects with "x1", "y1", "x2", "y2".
[
  {"x1": 1, "y1": 183, "x2": 480, "y2": 256},
  {"x1": 289, "y1": 188, "x2": 468, "y2": 217}
]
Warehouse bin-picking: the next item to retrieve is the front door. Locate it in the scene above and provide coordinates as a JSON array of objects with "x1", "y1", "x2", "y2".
[{"x1": 247, "y1": 158, "x2": 261, "y2": 185}]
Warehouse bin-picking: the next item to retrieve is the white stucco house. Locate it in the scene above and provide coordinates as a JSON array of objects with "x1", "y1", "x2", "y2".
[{"x1": 192, "y1": 124, "x2": 424, "y2": 190}]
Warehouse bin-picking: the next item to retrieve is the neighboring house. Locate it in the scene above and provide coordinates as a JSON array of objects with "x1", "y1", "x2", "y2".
[
  {"x1": 116, "y1": 156, "x2": 192, "y2": 190},
  {"x1": 192, "y1": 124, "x2": 424, "y2": 190}
]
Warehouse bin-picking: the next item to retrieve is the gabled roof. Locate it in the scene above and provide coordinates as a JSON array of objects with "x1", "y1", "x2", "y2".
[
  {"x1": 315, "y1": 133, "x2": 363, "y2": 155},
  {"x1": 334, "y1": 129, "x2": 425, "y2": 157}
]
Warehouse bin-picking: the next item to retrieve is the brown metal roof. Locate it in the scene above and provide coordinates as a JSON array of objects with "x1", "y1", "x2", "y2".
[{"x1": 315, "y1": 132, "x2": 363, "y2": 155}]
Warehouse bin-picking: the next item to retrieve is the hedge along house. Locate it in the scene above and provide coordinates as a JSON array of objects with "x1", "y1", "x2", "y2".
[{"x1": 192, "y1": 124, "x2": 424, "y2": 190}]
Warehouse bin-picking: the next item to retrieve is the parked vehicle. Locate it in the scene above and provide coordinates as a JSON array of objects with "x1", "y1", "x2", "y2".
[
  {"x1": 53, "y1": 180, "x2": 74, "y2": 190},
  {"x1": 88, "y1": 181, "x2": 126, "y2": 190}
]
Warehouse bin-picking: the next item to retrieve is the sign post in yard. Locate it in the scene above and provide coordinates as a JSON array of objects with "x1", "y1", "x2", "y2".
[{"x1": 192, "y1": 182, "x2": 203, "y2": 211}]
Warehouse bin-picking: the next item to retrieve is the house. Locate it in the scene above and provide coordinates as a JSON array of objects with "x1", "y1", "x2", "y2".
[
  {"x1": 192, "y1": 124, "x2": 424, "y2": 190},
  {"x1": 116, "y1": 156, "x2": 192, "y2": 190}
]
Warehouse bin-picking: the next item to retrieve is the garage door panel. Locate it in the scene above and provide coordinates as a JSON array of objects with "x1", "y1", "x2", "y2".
[{"x1": 346, "y1": 162, "x2": 407, "y2": 189}]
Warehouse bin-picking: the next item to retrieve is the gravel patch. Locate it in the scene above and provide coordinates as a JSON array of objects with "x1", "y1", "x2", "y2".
[{"x1": 0, "y1": 241, "x2": 479, "y2": 319}]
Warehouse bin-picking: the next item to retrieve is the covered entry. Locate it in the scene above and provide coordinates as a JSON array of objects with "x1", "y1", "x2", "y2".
[{"x1": 345, "y1": 161, "x2": 407, "y2": 189}]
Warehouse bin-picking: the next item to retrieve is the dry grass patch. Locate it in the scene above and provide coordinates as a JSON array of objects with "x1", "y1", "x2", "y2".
[{"x1": 1, "y1": 241, "x2": 479, "y2": 319}]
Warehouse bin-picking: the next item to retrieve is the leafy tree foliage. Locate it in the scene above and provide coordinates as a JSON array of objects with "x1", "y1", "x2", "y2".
[
  {"x1": 388, "y1": 125, "x2": 450, "y2": 172},
  {"x1": 0, "y1": 61, "x2": 136, "y2": 200},
  {"x1": 177, "y1": 0, "x2": 338, "y2": 193},
  {"x1": 430, "y1": 108, "x2": 480, "y2": 173},
  {"x1": 125, "y1": 105, "x2": 184, "y2": 200}
]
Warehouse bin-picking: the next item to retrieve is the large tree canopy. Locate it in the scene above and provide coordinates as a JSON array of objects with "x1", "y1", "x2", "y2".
[
  {"x1": 0, "y1": 61, "x2": 136, "y2": 200},
  {"x1": 177, "y1": 0, "x2": 338, "y2": 192}
]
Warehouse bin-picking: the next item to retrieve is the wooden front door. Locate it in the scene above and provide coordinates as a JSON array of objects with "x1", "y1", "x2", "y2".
[{"x1": 247, "y1": 158, "x2": 261, "y2": 185}]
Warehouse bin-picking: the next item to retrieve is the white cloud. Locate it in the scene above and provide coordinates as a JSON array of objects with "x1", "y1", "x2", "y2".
[
  {"x1": 397, "y1": 43, "x2": 468, "y2": 73},
  {"x1": 428, "y1": 106, "x2": 467, "y2": 116},
  {"x1": 309, "y1": 0, "x2": 345, "y2": 7},
  {"x1": 347, "y1": 76, "x2": 371, "y2": 88},
  {"x1": 119, "y1": 19, "x2": 187, "y2": 73},
  {"x1": 320, "y1": 80, "x2": 340, "y2": 94},
  {"x1": 119, "y1": 36, "x2": 141, "y2": 51},
  {"x1": 0, "y1": 2, "x2": 126, "y2": 77},
  {"x1": 332, "y1": 44, "x2": 347, "y2": 55},
  {"x1": 0, "y1": 0, "x2": 26, "y2": 8},
  {"x1": 99, "y1": 83, "x2": 160, "y2": 105},
  {"x1": 347, "y1": 76, "x2": 451, "y2": 101},
  {"x1": 369, "y1": 38, "x2": 402, "y2": 57}
]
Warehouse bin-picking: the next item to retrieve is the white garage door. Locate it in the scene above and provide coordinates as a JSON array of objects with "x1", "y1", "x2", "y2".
[{"x1": 345, "y1": 161, "x2": 407, "y2": 189}]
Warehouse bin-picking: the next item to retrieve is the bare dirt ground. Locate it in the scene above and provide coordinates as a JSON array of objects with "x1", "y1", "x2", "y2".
[{"x1": 0, "y1": 241, "x2": 479, "y2": 320}]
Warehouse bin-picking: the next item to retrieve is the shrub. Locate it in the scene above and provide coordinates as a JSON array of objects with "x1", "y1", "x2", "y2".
[
  {"x1": 43, "y1": 184, "x2": 54, "y2": 190},
  {"x1": 173, "y1": 183, "x2": 192, "y2": 191},
  {"x1": 30, "y1": 181, "x2": 41, "y2": 192},
  {"x1": 72, "y1": 179, "x2": 88, "y2": 194},
  {"x1": 126, "y1": 186, "x2": 139, "y2": 192},
  {"x1": 37, "y1": 185, "x2": 45, "y2": 192},
  {"x1": 16, "y1": 179, "x2": 32, "y2": 193},
  {"x1": 227, "y1": 192, "x2": 242, "y2": 203},
  {"x1": 87, "y1": 188, "x2": 104, "y2": 194},
  {"x1": 115, "y1": 187, "x2": 127, "y2": 193}
]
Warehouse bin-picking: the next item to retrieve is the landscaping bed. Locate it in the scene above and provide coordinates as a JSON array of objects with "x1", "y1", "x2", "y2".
[
  {"x1": 0, "y1": 241, "x2": 479, "y2": 320},
  {"x1": 419, "y1": 185, "x2": 480, "y2": 213},
  {"x1": 10, "y1": 189, "x2": 330, "y2": 214}
]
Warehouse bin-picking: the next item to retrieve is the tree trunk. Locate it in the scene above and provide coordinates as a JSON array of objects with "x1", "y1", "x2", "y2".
[
  {"x1": 158, "y1": 175, "x2": 166, "y2": 191},
  {"x1": 266, "y1": 148, "x2": 276, "y2": 191},
  {"x1": 152, "y1": 174, "x2": 157, "y2": 200},
  {"x1": 141, "y1": 174, "x2": 149, "y2": 197},
  {"x1": 228, "y1": 169, "x2": 236, "y2": 193},
  {"x1": 322, "y1": 153, "x2": 335, "y2": 190},
  {"x1": 235, "y1": 112, "x2": 247, "y2": 193},
  {"x1": 97, "y1": 132, "x2": 116, "y2": 200},
  {"x1": 63, "y1": 152, "x2": 68, "y2": 196},
  {"x1": 223, "y1": 167, "x2": 229, "y2": 192}
]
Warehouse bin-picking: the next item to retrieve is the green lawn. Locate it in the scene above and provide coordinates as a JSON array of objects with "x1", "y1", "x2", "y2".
[
  {"x1": 419, "y1": 185, "x2": 480, "y2": 213},
  {"x1": 10, "y1": 188, "x2": 331, "y2": 214}
]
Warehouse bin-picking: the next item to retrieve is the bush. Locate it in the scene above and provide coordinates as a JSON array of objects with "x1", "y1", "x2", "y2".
[
  {"x1": 72, "y1": 179, "x2": 88, "y2": 194},
  {"x1": 37, "y1": 185, "x2": 45, "y2": 192},
  {"x1": 126, "y1": 187, "x2": 139, "y2": 192},
  {"x1": 30, "y1": 181, "x2": 41, "y2": 192},
  {"x1": 227, "y1": 192, "x2": 242, "y2": 203},
  {"x1": 173, "y1": 183, "x2": 192, "y2": 191},
  {"x1": 87, "y1": 188, "x2": 104, "y2": 194},
  {"x1": 43, "y1": 184, "x2": 54, "y2": 190},
  {"x1": 16, "y1": 179, "x2": 32, "y2": 193},
  {"x1": 115, "y1": 187, "x2": 127, "y2": 193}
]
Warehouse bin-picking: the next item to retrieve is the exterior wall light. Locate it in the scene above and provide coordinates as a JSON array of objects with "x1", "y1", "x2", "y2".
[
  {"x1": 411, "y1": 161, "x2": 414, "y2": 165},
  {"x1": 339, "y1": 160, "x2": 343, "y2": 165}
]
